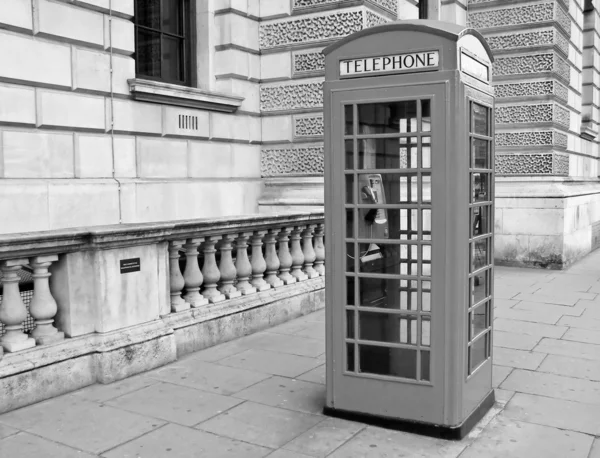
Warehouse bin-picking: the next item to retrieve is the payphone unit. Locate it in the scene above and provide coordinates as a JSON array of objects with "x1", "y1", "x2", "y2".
[{"x1": 324, "y1": 20, "x2": 495, "y2": 439}]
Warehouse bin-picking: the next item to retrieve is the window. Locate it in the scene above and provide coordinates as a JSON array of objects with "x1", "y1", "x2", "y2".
[
  {"x1": 418, "y1": 0, "x2": 428, "y2": 19},
  {"x1": 134, "y1": 0, "x2": 193, "y2": 86}
]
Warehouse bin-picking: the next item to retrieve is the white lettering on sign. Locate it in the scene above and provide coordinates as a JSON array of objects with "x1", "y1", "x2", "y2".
[
  {"x1": 340, "y1": 51, "x2": 439, "y2": 77},
  {"x1": 460, "y1": 51, "x2": 489, "y2": 82}
]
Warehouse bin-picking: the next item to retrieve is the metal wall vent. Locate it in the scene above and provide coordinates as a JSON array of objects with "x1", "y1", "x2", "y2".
[{"x1": 179, "y1": 114, "x2": 199, "y2": 130}]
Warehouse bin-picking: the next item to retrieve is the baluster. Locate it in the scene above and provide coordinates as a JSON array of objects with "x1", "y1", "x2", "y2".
[
  {"x1": 183, "y1": 238, "x2": 208, "y2": 307},
  {"x1": 313, "y1": 223, "x2": 325, "y2": 276},
  {"x1": 169, "y1": 240, "x2": 190, "y2": 312},
  {"x1": 264, "y1": 229, "x2": 283, "y2": 288},
  {"x1": 202, "y1": 236, "x2": 226, "y2": 303},
  {"x1": 29, "y1": 255, "x2": 64, "y2": 345},
  {"x1": 235, "y1": 232, "x2": 256, "y2": 295},
  {"x1": 277, "y1": 227, "x2": 296, "y2": 285},
  {"x1": 290, "y1": 226, "x2": 308, "y2": 282},
  {"x1": 0, "y1": 259, "x2": 35, "y2": 352},
  {"x1": 302, "y1": 224, "x2": 319, "y2": 279},
  {"x1": 250, "y1": 231, "x2": 270, "y2": 292},
  {"x1": 218, "y1": 234, "x2": 241, "y2": 299}
]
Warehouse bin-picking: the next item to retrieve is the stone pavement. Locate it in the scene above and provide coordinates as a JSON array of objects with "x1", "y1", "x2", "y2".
[{"x1": 1, "y1": 252, "x2": 600, "y2": 458}]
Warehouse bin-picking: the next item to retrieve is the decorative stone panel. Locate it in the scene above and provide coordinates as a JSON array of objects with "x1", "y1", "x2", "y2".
[
  {"x1": 293, "y1": 49, "x2": 325, "y2": 75},
  {"x1": 493, "y1": 53, "x2": 570, "y2": 83},
  {"x1": 294, "y1": 114, "x2": 324, "y2": 138},
  {"x1": 292, "y1": 0, "x2": 397, "y2": 15},
  {"x1": 469, "y1": 3, "x2": 554, "y2": 29},
  {"x1": 365, "y1": 10, "x2": 388, "y2": 28},
  {"x1": 494, "y1": 81, "x2": 567, "y2": 100},
  {"x1": 485, "y1": 29, "x2": 568, "y2": 55},
  {"x1": 261, "y1": 146, "x2": 325, "y2": 176},
  {"x1": 554, "y1": 3, "x2": 571, "y2": 36},
  {"x1": 496, "y1": 104, "x2": 553, "y2": 124},
  {"x1": 486, "y1": 30, "x2": 554, "y2": 51},
  {"x1": 554, "y1": 131, "x2": 567, "y2": 148},
  {"x1": 259, "y1": 10, "x2": 363, "y2": 49},
  {"x1": 496, "y1": 153, "x2": 554, "y2": 174},
  {"x1": 260, "y1": 81, "x2": 323, "y2": 112},
  {"x1": 496, "y1": 130, "x2": 563, "y2": 147},
  {"x1": 553, "y1": 153, "x2": 569, "y2": 175},
  {"x1": 553, "y1": 105, "x2": 570, "y2": 127},
  {"x1": 495, "y1": 152, "x2": 570, "y2": 175}
]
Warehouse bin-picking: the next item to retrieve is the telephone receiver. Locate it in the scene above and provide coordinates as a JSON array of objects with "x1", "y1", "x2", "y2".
[{"x1": 361, "y1": 185, "x2": 378, "y2": 204}]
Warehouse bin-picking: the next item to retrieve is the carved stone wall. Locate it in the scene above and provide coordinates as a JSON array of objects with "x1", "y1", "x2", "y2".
[
  {"x1": 259, "y1": 10, "x2": 364, "y2": 49},
  {"x1": 261, "y1": 146, "x2": 325, "y2": 176},
  {"x1": 496, "y1": 104, "x2": 553, "y2": 124},
  {"x1": 469, "y1": 3, "x2": 554, "y2": 29},
  {"x1": 493, "y1": 53, "x2": 569, "y2": 82},
  {"x1": 293, "y1": 49, "x2": 325, "y2": 75},
  {"x1": 260, "y1": 81, "x2": 323, "y2": 112},
  {"x1": 294, "y1": 114, "x2": 324, "y2": 138},
  {"x1": 495, "y1": 152, "x2": 570, "y2": 175},
  {"x1": 292, "y1": 0, "x2": 397, "y2": 16},
  {"x1": 494, "y1": 81, "x2": 567, "y2": 101}
]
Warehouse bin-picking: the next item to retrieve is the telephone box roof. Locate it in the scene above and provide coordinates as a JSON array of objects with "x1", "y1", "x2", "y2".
[{"x1": 322, "y1": 19, "x2": 493, "y2": 63}]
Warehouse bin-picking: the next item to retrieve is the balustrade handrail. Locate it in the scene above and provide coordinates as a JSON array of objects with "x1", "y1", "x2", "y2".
[{"x1": 0, "y1": 212, "x2": 325, "y2": 260}]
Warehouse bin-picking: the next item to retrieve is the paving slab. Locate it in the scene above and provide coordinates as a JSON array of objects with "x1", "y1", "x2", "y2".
[
  {"x1": 494, "y1": 306, "x2": 563, "y2": 325},
  {"x1": 0, "y1": 432, "x2": 97, "y2": 458},
  {"x1": 503, "y1": 393, "x2": 600, "y2": 436},
  {"x1": 493, "y1": 330, "x2": 541, "y2": 351},
  {"x1": 218, "y1": 349, "x2": 322, "y2": 378},
  {"x1": 244, "y1": 332, "x2": 325, "y2": 357},
  {"x1": 512, "y1": 301, "x2": 585, "y2": 316},
  {"x1": 457, "y1": 415, "x2": 594, "y2": 458},
  {"x1": 102, "y1": 423, "x2": 272, "y2": 458},
  {"x1": 297, "y1": 364, "x2": 326, "y2": 385},
  {"x1": 267, "y1": 449, "x2": 313, "y2": 458},
  {"x1": 492, "y1": 365, "x2": 513, "y2": 388},
  {"x1": 72, "y1": 374, "x2": 159, "y2": 403},
  {"x1": 580, "y1": 301, "x2": 600, "y2": 319},
  {"x1": 557, "y1": 315, "x2": 600, "y2": 331},
  {"x1": 0, "y1": 394, "x2": 164, "y2": 454},
  {"x1": 562, "y1": 327, "x2": 600, "y2": 345},
  {"x1": 512, "y1": 291, "x2": 595, "y2": 306},
  {"x1": 589, "y1": 438, "x2": 600, "y2": 458},
  {"x1": 534, "y1": 338, "x2": 600, "y2": 361},
  {"x1": 145, "y1": 358, "x2": 270, "y2": 395},
  {"x1": 493, "y1": 317, "x2": 567, "y2": 338},
  {"x1": 233, "y1": 376, "x2": 326, "y2": 415},
  {"x1": 537, "y1": 354, "x2": 600, "y2": 381},
  {"x1": 293, "y1": 323, "x2": 326, "y2": 340},
  {"x1": 492, "y1": 347, "x2": 546, "y2": 370},
  {"x1": 500, "y1": 369, "x2": 600, "y2": 405},
  {"x1": 493, "y1": 388, "x2": 515, "y2": 405},
  {"x1": 326, "y1": 425, "x2": 467, "y2": 458},
  {"x1": 197, "y1": 401, "x2": 322, "y2": 449},
  {"x1": 104, "y1": 381, "x2": 243, "y2": 427},
  {"x1": 282, "y1": 417, "x2": 365, "y2": 457},
  {"x1": 0, "y1": 422, "x2": 18, "y2": 440}
]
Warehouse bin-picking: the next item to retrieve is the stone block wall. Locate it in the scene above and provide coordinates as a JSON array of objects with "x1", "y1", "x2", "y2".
[
  {"x1": 257, "y1": 0, "x2": 397, "y2": 211},
  {"x1": 468, "y1": 0, "x2": 600, "y2": 267},
  {"x1": 0, "y1": 0, "x2": 263, "y2": 234}
]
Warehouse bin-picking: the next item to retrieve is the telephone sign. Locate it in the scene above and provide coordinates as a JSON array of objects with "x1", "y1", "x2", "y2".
[{"x1": 323, "y1": 20, "x2": 495, "y2": 440}]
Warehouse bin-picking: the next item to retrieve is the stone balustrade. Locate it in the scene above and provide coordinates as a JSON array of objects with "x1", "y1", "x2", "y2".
[
  {"x1": 168, "y1": 222, "x2": 326, "y2": 312},
  {"x1": 0, "y1": 212, "x2": 325, "y2": 361}
]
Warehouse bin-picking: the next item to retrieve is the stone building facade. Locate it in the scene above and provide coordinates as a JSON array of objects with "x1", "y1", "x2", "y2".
[{"x1": 0, "y1": 0, "x2": 599, "y2": 268}]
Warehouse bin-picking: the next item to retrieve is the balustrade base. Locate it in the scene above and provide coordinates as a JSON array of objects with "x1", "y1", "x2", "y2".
[
  {"x1": 35, "y1": 331, "x2": 65, "y2": 346},
  {"x1": 254, "y1": 284, "x2": 271, "y2": 292},
  {"x1": 281, "y1": 277, "x2": 297, "y2": 286},
  {"x1": 208, "y1": 294, "x2": 226, "y2": 304},
  {"x1": 292, "y1": 273, "x2": 309, "y2": 282},
  {"x1": 267, "y1": 279, "x2": 284, "y2": 288},
  {"x1": 224, "y1": 291, "x2": 242, "y2": 300},
  {"x1": 2, "y1": 337, "x2": 36, "y2": 353},
  {"x1": 240, "y1": 287, "x2": 258, "y2": 295},
  {"x1": 305, "y1": 272, "x2": 320, "y2": 279},
  {"x1": 171, "y1": 302, "x2": 191, "y2": 313},
  {"x1": 190, "y1": 298, "x2": 209, "y2": 307}
]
